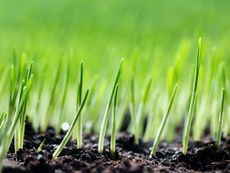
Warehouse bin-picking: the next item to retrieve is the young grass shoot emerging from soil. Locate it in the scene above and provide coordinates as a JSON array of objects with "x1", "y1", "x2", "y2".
[
  {"x1": 98, "y1": 59, "x2": 124, "y2": 154},
  {"x1": 110, "y1": 84, "x2": 119, "y2": 158},
  {"x1": 216, "y1": 63, "x2": 226, "y2": 146},
  {"x1": 52, "y1": 89, "x2": 89, "y2": 160},
  {"x1": 183, "y1": 37, "x2": 202, "y2": 155},
  {"x1": 150, "y1": 83, "x2": 178, "y2": 157},
  {"x1": 72, "y1": 61, "x2": 84, "y2": 148}
]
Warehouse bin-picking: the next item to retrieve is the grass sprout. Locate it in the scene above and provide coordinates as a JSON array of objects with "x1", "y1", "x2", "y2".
[
  {"x1": 52, "y1": 89, "x2": 89, "y2": 160},
  {"x1": 182, "y1": 37, "x2": 202, "y2": 155},
  {"x1": 37, "y1": 139, "x2": 46, "y2": 152},
  {"x1": 150, "y1": 83, "x2": 178, "y2": 157},
  {"x1": 110, "y1": 84, "x2": 119, "y2": 158},
  {"x1": 216, "y1": 88, "x2": 226, "y2": 146},
  {"x1": 98, "y1": 59, "x2": 124, "y2": 153},
  {"x1": 216, "y1": 63, "x2": 226, "y2": 146},
  {"x1": 76, "y1": 62, "x2": 84, "y2": 148}
]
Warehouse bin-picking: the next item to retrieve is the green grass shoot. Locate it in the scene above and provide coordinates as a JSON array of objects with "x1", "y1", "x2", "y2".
[
  {"x1": 182, "y1": 37, "x2": 202, "y2": 155},
  {"x1": 76, "y1": 61, "x2": 84, "y2": 148},
  {"x1": 150, "y1": 83, "x2": 178, "y2": 157},
  {"x1": 216, "y1": 88, "x2": 226, "y2": 146},
  {"x1": 110, "y1": 84, "x2": 119, "y2": 158},
  {"x1": 98, "y1": 59, "x2": 124, "y2": 153},
  {"x1": 37, "y1": 139, "x2": 46, "y2": 152},
  {"x1": 52, "y1": 89, "x2": 89, "y2": 160}
]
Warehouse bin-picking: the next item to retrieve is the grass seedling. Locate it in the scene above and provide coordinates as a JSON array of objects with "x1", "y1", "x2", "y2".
[
  {"x1": 76, "y1": 62, "x2": 83, "y2": 148},
  {"x1": 216, "y1": 88, "x2": 226, "y2": 146},
  {"x1": 216, "y1": 63, "x2": 226, "y2": 146},
  {"x1": 149, "y1": 84, "x2": 178, "y2": 157},
  {"x1": 130, "y1": 73, "x2": 139, "y2": 144},
  {"x1": 182, "y1": 37, "x2": 202, "y2": 155},
  {"x1": 37, "y1": 139, "x2": 46, "y2": 152},
  {"x1": 1, "y1": 61, "x2": 34, "y2": 157},
  {"x1": 98, "y1": 59, "x2": 124, "y2": 154},
  {"x1": 17, "y1": 62, "x2": 33, "y2": 150},
  {"x1": 52, "y1": 89, "x2": 89, "y2": 160},
  {"x1": 110, "y1": 84, "x2": 119, "y2": 158}
]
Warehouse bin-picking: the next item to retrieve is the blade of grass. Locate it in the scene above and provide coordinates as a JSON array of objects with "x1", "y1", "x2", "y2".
[
  {"x1": 216, "y1": 88, "x2": 225, "y2": 146},
  {"x1": 149, "y1": 84, "x2": 178, "y2": 157},
  {"x1": 98, "y1": 59, "x2": 124, "y2": 153},
  {"x1": 182, "y1": 37, "x2": 202, "y2": 155},
  {"x1": 19, "y1": 63, "x2": 33, "y2": 149},
  {"x1": 37, "y1": 139, "x2": 46, "y2": 152},
  {"x1": 76, "y1": 61, "x2": 83, "y2": 148},
  {"x1": 216, "y1": 63, "x2": 226, "y2": 146},
  {"x1": 52, "y1": 89, "x2": 89, "y2": 160},
  {"x1": 110, "y1": 84, "x2": 119, "y2": 158}
]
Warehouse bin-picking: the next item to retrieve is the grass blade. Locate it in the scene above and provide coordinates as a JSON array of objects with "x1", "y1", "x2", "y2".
[
  {"x1": 150, "y1": 84, "x2": 178, "y2": 157},
  {"x1": 76, "y1": 61, "x2": 83, "y2": 148},
  {"x1": 130, "y1": 73, "x2": 139, "y2": 144},
  {"x1": 37, "y1": 139, "x2": 46, "y2": 152},
  {"x1": 216, "y1": 88, "x2": 225, "y2": 146},
  {"x1": 52, "y1": 89, "x2": 89, "y2": 160},
  {"x1": 182, "y1": 37, "x2": 202, "y2": 155},
  {"x1": 110, "y1": 84, "x2": 119, "y2": 158},
  {"x1": 98, "y1": 59, "x2": 124, "y2": 153}
]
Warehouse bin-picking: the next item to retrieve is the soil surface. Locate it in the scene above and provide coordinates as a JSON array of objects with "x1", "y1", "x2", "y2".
[{"x1": 2, "y1": 121, "x2": 230, "y2": 173}]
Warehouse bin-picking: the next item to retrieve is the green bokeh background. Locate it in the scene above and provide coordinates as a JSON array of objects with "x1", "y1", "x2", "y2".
[{"x1": 0, "y1": 0, "x2": 230, "y2": 70}]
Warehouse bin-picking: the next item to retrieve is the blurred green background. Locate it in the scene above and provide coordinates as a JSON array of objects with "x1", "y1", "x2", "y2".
[{"x1": 0, "y1": 0, "x2": 230, "y2": 69}]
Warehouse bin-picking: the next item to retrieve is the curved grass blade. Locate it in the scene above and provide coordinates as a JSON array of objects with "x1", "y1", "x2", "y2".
[
  {"x1": 98, "y1": 59, "x2": 124, "y2": 153},
  {"x1": 37, "y1": 139, "x2": 46, "y2": 152},
  {"x1": 150, "y1": 84, "x2": 178, "y2": 157},
  {"x1": 52, "y1": 89, "x2": 89, "y2": 160},
  {"x1": 182, "y1": 37, "x2": 202, "y2": 155},
  {"x1": 76, "y1": 61, "x2": 83, "y2": 148},
  {"x1": 110, "y1": 84, "x2": 119, "y2": 158}
]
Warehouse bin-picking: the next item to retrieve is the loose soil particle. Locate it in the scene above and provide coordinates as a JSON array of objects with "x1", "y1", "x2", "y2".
[{"x1": 2, "y1": 121, "x2": 230, "y2": 173}]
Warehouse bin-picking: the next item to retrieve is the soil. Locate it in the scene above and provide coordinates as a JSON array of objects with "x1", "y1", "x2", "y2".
[{"x1": 2, "y1": 121, "x2": 230, "y2": 173}]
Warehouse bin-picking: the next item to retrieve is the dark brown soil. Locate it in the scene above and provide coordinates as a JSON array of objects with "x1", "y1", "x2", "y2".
[{"x1": 2, "y1": 121, "x2": 230, "y2": 173}]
